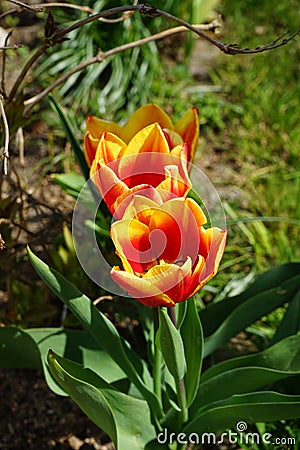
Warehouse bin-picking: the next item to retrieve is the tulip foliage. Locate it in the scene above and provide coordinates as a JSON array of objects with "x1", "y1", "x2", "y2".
[{"x1": 2, "y1": 104, "x2": 300, "y2": 450}]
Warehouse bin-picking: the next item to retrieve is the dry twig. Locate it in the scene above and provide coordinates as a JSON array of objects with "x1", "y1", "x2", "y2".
[
  {"x1": 6, "y1": 0, "x2": 42, "y2": 12},
  {"x1": 23, "y1": 21, "x2": 221, "y2": 113},
  {"x1": 0, "y1": 95, "x2": 9, "y2": 175},
  {"x1": 3, "y1": 2, "x2": 300, "y2": 111}
]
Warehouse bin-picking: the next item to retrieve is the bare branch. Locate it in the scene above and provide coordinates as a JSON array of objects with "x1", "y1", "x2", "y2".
[
  {"x1": 16, "y1": 126, "x2": 24, "y2": 166},
  {"x1": 53, "y1": 4, "x2": 142, "y2": 41},
  {"x1": 0, "y1": 44, "x2": 22, "y2": 50},
  {"x1": 0, "y1": 95, "x2": 10, "y2": 175},
  {"x1": 51, "y1": 2, "x2": 300, "y2": 56},
  {"x1": 147, "y1": 5, "x2": 300, "y2": 55},
  {"x1": 7, "y1": 44, "x2": 46, "y2": 103},
  {"x1": 0, "y1": 3, "x2": 93, "y2": 19},
  {"x1": 34, "y1": 3, "x2": 93, "y2": 13},
  {"x1": 1, "y1": 31, "x2": 11, "y2": 97},
  {"x1": 23, "y1": 21, "x2": 221, "y2": 114},
  {"x1": 0, "y1": 233, "x2": 5, "y2": 250},
  {"x1": 5, "y1": 2, "x2": 300, "y2": 106},
  {"x1": 6, "y1": 0, "x2": 43, "y2": 13},
  {"x1": 93, "y1": 295, "x2": 113, "y2": 305}
]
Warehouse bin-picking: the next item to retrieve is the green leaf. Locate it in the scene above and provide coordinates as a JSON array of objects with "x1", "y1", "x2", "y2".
[
  {"x1": 193, "y1": 366, "x2": 300, "y2": 417},
  {"x1": 201, "y1": 334, "x2": 300, "y2": 382},
  {"x1": 201, "y1": 263, "x2": 300, "y2": 337},
  {"x1": 190, "y1": 335, "x2": 300, "y2": 417},
  {"x1": 271, "y1": 289, "x2": 300, "y2": 344},
  {"x1": 27, "y1": 327, "x2": 126, "y2": 396},
  {"x1": 52, "y1": 172, "x2": 86, "y2": 199},
  {"x1": 0, "y1": 326, "x2": 41, "y2": 369},
  {"x1": 203, "y1": 270, "x2": 300, "y2": 356},
  {"x1": 48, "y1": 351, "x2": 156, "y2": 450},
  {"x1": 184, "y1": 391, "x2": 300, "y2": 435},
  {"x1": 28, "y1": 248, "x2": 162, "y2": 419},
  {"x1": 0, "y1": 326, "x2": 127, "y2": 396},
  {"x1": 158, "y1": 308, "x2": 186, "y2": 381},
  {"x1": 54, "y1": 172, "x2": 110, "y2": 234},
  {"x1": 48, "y1": 95, "x2": 89, "y2": 180},
  {"x1": 180, "y1": 297, "x2": 203, "y2": 407}
]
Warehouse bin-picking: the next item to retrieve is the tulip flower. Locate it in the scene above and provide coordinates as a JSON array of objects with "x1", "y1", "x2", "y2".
[
  {"x1": 110, "y1": 195, "x2": 227, "y2": 307},
  {"x1": 84, "y1": 103, "x2": 199, "y2": 166},
  {"x1": 90, "y1": 123, "x2": 192, "y2": 218}
]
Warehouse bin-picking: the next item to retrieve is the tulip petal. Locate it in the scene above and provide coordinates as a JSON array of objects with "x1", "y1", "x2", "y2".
[
  {"x1": 188, "y1": 228, "x2": 227, "y2": 297},
  {"x1": 111, "y1": 267, "x2": 175, "y2": 307},
  {"x1": 84, "y1": 133, "x2": 99, "y2": 166},
  {"x1": 94, "y1": 132, "x2": 126, "y2": 165},
  {"x1": 162, "y1": 129, "x2": 183, "y2": 149},
  {"x1": 91, "y1": 162, "x2": 128, "y2": 214},
  {"x1": 148, "y1": 208, "x2": 182, "y2": 263},
  {"x1": 86, "y1": 115, "x2": 124, "y2": 140},
  {"x1": 111, "y1": 218, "x2": 157, "y2": 273},
  {"x1": 174, "y1": 107, "x2": 199, "y2": 163},
  {"x1": 186, "y1": 197, "x2": 207, "y2": 227},
  {"x1": 124, "y1": 123, "x2": 170, "y2": 156},
  {"x1": 158, "y1": 164, "x2": 190, "y2": 198},
  {"x1": 144, "y1": 258, "x2": 192, "y2": 304},
  {"x1": 113, "y1": 185, "x2": 166, "y2": 220},
  {"x1": 122, "y1": 104, "x2": 173, "y2": 142}
]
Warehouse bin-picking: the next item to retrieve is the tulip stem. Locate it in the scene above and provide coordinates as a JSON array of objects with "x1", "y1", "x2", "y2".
[
  {"x1": 153, "y1": 308, "x2": 162, "y2": 405},
  {"x1": 168, "y1": 307, "x2": 189, "y2": 427}
]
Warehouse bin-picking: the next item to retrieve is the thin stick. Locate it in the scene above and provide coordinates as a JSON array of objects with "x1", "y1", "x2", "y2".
[
  {"x1": 35, "y1": 3, "x2": 92, "y2": 13},
  {"x1": 23, "y1": 22, "x2": 220, "y2": 113},
  {"x1": 0, "y1": 95, "x2": 10, "y2": 175},
  {"x1": 6, "y1": 0, "x2": 43, "y2": 12},
  {"x1": 52, "y1": 3, "x2": 300, "y2": 56},
  {"x1": 16, "y1": 126, "x2": 24, "y2": 166},
  {"x1": 0, "y1": 44, "x2": 22, "y2": 50},
  {"x1": 7, "y1": 44, "x2": 46, "y2": 103}
]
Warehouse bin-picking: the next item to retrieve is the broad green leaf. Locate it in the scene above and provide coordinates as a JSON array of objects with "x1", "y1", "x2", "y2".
[
  {"x1": 192, "y1": 367, "x2": 300, "y2": 418},
  {"x1": 28, "y1": 248, "x2": 162, "y2": 419},
  {"x1": 158, "y1": 308, "x2": 186, "y2": 381},
  {"x1": 0, "y1": 326, "x2": 127, "y2": 396},
  {"x1": 201, "y1": 334, "x2": 300, "y2": 381},
  {"x1": 48, "y1": 95, "x2": 90, "y2": 180},
  {"x1": 53, "y1": 172, "x2": 85, "y2": 198},
  {"x1": 0, "y1": 326, "x2": 41, "y2": 369},
  {"x1": 48, "y1": 351, "x2": 156, "y2": 450},
  {"x1": 203, "y1": 272, "x2": 300, "y2": 356},
  {"x1": 184, "y1": 391, "x2": 300, "y2": 435},
  {"x1": 201, "y1": 263, "x2": 300, "y2": 337},
  {"x1": 191, "y1": 335, "x2": 300, "y2": 417},
  {"x1": 271, "y1": 289, "x2": 300, "y2": 344},
  {"x1": 53, "y1": 173, "x2": 110, "y2": 234},
  {"x1": 180, "y1": 297, "x2": 203, "y2": 407},
  {"x1": 28, "y1": 327, "x2": 126, "y2": 396}
]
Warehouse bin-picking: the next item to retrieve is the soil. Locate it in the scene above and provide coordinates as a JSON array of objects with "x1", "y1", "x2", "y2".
[{"x1": 0, "y1": 369, "x2": 113, "y2": 450}]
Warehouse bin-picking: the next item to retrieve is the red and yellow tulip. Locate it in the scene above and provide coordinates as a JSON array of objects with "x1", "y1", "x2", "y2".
[
  {"x1": 110, "y1": 195, "x2": 227, "y2": 307},
  {"x1": 90, "y1": 123, "x2": 192, "y2": 218},
  {"x1": 85, "y1": 103, "x2": 199, "y2": 166}
]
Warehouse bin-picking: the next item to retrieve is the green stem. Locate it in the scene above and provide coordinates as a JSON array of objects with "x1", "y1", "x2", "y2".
[
  {"x1": 168, "y1": 307, "x2": 188, "y2": 427},
  {"x1": 153, "y1": 308, "x2": 162, "y2": 406}
]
